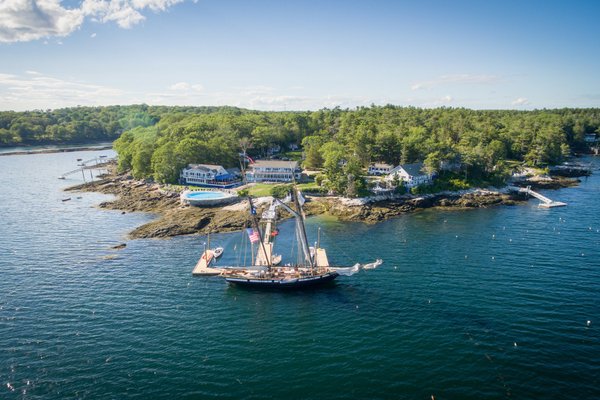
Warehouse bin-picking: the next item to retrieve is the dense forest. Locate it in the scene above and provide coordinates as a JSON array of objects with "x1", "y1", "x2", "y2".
[
  {"x1": 3, "y1": 105, "x2": 600, "y2": 195},
  {"x1": 0, "y1": 105, "x2": 242, "y2": 146}
]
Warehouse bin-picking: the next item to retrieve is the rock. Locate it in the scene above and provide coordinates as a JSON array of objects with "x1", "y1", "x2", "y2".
[{"x1": 111, "y1": 243, "x2": 126, "y2": 250}]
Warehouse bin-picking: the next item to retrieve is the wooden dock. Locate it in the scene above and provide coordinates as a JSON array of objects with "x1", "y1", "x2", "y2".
[{"x1": 191, "y1": 250, "x2": 223, "y2": 276}]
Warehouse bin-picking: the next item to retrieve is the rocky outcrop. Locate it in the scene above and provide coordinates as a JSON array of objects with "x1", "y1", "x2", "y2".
[{"x1": 65, "y1": 169, "x2": 571, "y2": 239}]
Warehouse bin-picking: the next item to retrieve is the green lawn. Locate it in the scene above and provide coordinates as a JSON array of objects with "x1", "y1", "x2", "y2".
[
  {"x1": 297, "y1": 182, "x2": 319, "y2": 190},
  {"x1": 246, "y1": 183, "x2": 275, "y2": 197}
]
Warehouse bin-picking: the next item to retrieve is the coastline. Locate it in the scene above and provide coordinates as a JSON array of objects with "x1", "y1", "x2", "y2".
[
  {"x1": 66, "y1": 167, "x2": 582, "y2": 239},
  {"x1": 0, "y1": 144, "x2": 113, "y2": 156}
]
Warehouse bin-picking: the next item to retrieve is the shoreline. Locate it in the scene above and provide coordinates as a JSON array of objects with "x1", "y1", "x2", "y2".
[
  {"x1": 66, "y1": 168, "x2": 581, "y2": 240},
  {"x1": 0, "y1": 144, "x2": 113, "y2": 156}
]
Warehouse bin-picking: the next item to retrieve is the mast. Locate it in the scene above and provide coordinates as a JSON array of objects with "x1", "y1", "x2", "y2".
[
  {"x1": 272, "y1": 188, "x2": 313, "y2": 269},
  {"x1": 292, "y1": 187, "x2": 314, "y2": 271},
  {"x1": 247, "y1": 196, "x2": 272, "y2": 270}
]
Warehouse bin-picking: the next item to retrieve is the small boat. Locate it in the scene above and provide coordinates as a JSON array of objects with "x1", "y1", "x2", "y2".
[
  {"x1": 58, "y1": 176, "x2": 66, "y2": 180},
  {"x1": 271, "y1": 253, "x2": 282, "y2": 265},
  {"x1": 62, "y1": 197, "x2": 71, "y2": 202},
  {"x1": 212, "y1": 247, "x2": 224, "y2": 258}
]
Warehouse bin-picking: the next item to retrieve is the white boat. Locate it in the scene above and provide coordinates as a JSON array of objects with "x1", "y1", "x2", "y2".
[{"x1": 212, "y1": 247, "x2": 224, "y2": 258}]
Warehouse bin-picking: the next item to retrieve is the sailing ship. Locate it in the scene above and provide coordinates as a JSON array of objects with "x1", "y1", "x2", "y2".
[{"x1": 223, "y1": 187, "x2": 340, "y2": 289}]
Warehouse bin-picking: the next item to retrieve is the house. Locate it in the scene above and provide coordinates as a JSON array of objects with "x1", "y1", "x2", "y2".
[
  {"x1": 245, "y1": 160, "x2": 301, "y2": 183},
  {"x1": 584, "y1": 133, "x2": 598, "y2": 143},
  {"x1": 368, "y1": 163, "x2": 394, "y2": 176},
  {"x1": 180, "y1": 164, "x2": 240, "y2": 188},
  {"x1": 266, "y1": 145, "x2": 282, "y2": 156},
  {"x1": 386, "y1": 162, "x2": 433, "y2": 188}
]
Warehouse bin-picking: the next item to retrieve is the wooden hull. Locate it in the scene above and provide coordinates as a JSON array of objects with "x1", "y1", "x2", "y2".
[{"x1": 225, "y1": 271, "x2": 339, "y2": 289}]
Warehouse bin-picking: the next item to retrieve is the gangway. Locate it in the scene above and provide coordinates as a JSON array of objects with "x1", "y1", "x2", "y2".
[
  {"x1": 519, "y1": 186, "x2": 567, "y2": 208},
  {"x1": 58, "y1": 157, "x2": 115, "y2": 180}
]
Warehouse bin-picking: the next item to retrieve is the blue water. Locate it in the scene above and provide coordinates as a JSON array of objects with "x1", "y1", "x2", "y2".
[{"x1": 1, "y1": 150, "x2": 599, "y2": 399}]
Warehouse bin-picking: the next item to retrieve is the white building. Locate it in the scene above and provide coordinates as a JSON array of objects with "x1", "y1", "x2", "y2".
[
  {"x1": 245, "y1": 160, "x2": 301, "y2": 183},
  {"x1": 368, "y1": 162, "x2": 394, "y2": 175},
  {"x1": 180, "y1": 164, "x2": 236, "y2": 186},
  {"x1": 386, "y1": 162, "x2": 433, "y2": 188}
]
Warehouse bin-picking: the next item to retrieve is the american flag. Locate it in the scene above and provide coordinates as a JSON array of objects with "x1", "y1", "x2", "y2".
[{"x1": 246, "y1": 228, "x2": 260, "y2": 243}]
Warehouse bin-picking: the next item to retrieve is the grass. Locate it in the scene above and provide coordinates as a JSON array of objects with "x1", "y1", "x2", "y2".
[
  {"x1": 297, "y1": 182, "x2": 319, "y2": 190},
  {"x1": 246, "y1": 183, "x2": 275, "y2": 197}
]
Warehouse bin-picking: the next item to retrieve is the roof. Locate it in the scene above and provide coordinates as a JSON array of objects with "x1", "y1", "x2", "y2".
[
  {"x1": 250, "y1": 160, "x2": 299, "y2": 169},
  {"x1": 399, "y1": 162, "x2": 426, "y2": 177},
  {"x1": 187, "y1": 163, "x2": 224, "y2": 170}
]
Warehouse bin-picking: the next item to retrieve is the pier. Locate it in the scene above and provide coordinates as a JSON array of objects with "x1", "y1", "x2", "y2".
[
  {"x1": 58, "y1": 156, "x2": 115, "y2": 181},
  {"x1": 516, "y1": 186, "x2": 567, "y2": 208},
  {"x1": 191, "y1": 250, "x2": 224, "y2": 276}
]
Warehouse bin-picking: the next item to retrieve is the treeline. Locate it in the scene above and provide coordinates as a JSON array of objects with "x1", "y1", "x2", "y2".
[
  {"x1": 5, "y1": 104, "x2": 599, "y2": 195},
  {"x1": 112, "y1": 106, "x2": 600, "y2": 193},
  {"x1": 0, "y1": 105, "x2": 244, "y2": 146}
]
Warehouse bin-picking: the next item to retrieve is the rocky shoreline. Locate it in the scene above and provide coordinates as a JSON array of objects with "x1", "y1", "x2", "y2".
[{"x1": 66, "y1": 169, "x2": 580, "y2": 239}]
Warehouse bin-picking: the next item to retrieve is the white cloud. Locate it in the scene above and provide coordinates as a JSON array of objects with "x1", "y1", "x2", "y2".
[
  {"x1": 511, "y1": 97, "x2": 529, "y2": 106},
  {"x1": 168, "y1": 81, "x2": 204, "y2": 92},
  {"x1": 0, "y1": 0, "x2": 185, "y2": 43},
  {"x1": 90, "y1": 32, "x2": 96, "y2": 38},
  {"x1": 169, "y1": 81, "x2": 190, "y2": 91},
  {"x1": 0, "y1": 0, "x2": 85, "y2": 43},
  {"x1": 411, "y1": 74, "x2": 500, "y2": 91},
  {"x1": 0, "y1": 72, "x2": 407, "y2": 111},
  {"x1": 0, "y1": 71, "x2": 125, "y2": 110}
]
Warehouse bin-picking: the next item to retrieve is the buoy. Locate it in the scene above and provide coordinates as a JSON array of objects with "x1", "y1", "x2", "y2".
[
  {"x1": 514, "y1": 342, "x2": 517, "y2": 347},
  {"x1": 492, "y1": 256, "x2": 495, "y2": 260},
  {"x1": 587, "y1": 320, "x2": 591, "y2": 326}
]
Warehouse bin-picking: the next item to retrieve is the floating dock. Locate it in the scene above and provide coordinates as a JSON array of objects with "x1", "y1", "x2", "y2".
[
  {"x1": 191, "y1": 250, "x2": 223, "y2": 276},
  {"x1": 517, "y1": 186, "x2": 567, "y2": 208}
]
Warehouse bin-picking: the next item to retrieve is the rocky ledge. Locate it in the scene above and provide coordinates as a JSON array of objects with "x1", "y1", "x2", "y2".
[{"x1": 66, "y1": 170, "x2": 578, "y2": 239}]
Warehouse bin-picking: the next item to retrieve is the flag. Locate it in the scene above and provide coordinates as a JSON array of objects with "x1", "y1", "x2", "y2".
[
  {"x1": 271, "y1": 229, "x2": 279, "y2": 237},
  {"x1": 297, "y1": 191, "x2": 306, "y2": 206},
  {"x1": 246, "y1": 228, "x2": 260, "y2": 243}
]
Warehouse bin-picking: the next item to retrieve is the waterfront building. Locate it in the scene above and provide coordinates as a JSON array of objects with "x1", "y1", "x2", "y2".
[
  {"x1": 245, "y1": 160, "x2": 301, "y2": 183},
  {"x1": 386, "y1": 162, "x2": 433, "y2": 188},
  {"x1": 368, "y1": 162, "x2": 394, "y2": 175},
  {"x1": 180, "y1": 164, "x2": 241, "y2": 188}
]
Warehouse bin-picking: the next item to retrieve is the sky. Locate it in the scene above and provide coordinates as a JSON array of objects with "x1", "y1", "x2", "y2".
[{"x1": 0, "y1": 0, "x2": 599, "y2": 111}]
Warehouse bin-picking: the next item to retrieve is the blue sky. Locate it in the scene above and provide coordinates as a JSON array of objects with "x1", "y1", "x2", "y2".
[{"x1": 0, "y1": 0, "x2": 599, "y2": 111}]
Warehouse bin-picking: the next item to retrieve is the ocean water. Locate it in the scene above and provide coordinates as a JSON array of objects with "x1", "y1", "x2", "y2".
[{"x1": 1, "y1": 150, "x2": 599, "y2": 399}]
